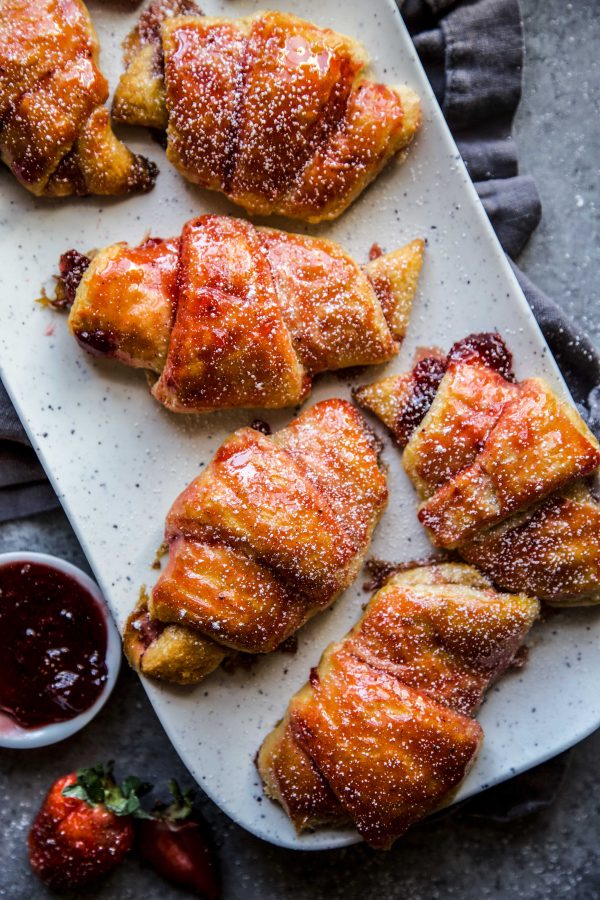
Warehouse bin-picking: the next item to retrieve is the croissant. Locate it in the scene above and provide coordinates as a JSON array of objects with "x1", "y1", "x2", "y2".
[
  {"x1": 354, "y1": 333, "x2": 600, "y2": 605},
  {"x1": 62, "y1": 214, "x2": 424, "y2": 412},
  {"x1": 0, "y1": 0, "x2": 157, "y2": 196},
  {"x1": 112, "y1": 3, "x2": 421, "y2": 221},
  {"x1": 123, "y1": 398, "x2": 388, "y2": 684},
  {"x1": 257, "y1": 562, "x2": 539, "y2": 848}
]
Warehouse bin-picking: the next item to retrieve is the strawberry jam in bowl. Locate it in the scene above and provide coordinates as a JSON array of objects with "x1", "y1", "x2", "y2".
[{"x1": 0, "y1": 552, "x2": 120, "y2": 748}]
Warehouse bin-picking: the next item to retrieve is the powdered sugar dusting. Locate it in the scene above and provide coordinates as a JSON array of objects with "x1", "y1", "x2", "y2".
[
  {"x1": 356, "y1": 334, "x2": 600, "y2": 605},
  {"x1": 258, "y1": 562, "x2": 538, "y2": 848},
  {"x1": 67, "y1": 214, "x2": 421, "y2": 412},
  {"x1": 0, "y1": 0, "x2": 157, "y2": 196},
  {"x1": 145, "y1": 398, "x2": 387, "y2": 669},
  {"x1": 118, "y1": 7, "x2": 420, "y2": 220}
]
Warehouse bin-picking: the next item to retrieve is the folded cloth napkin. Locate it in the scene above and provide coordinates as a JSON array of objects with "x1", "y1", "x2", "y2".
[{"x1": 0, "y1": 381, "x2": 58, "y2": 520}]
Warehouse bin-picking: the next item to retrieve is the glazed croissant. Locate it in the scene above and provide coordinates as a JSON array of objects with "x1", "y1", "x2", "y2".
[
  {"x1": 258, "y1": 562, "x2": 539, "y2": 848},
  {"x1": 123, "y1": 399, "x2": 388, "y2": 684},
  {"x1": 112, "y1": 3, "x2": 421, "y2": 221},
  {"x1": 63, "y1": 215, "x2": 424, "y2": 413},
  {"x1": 0, "y1": 0, "x2": 157, "y2": 197},
  {"x1": 355, "y1": 333, "x2": 600, "y2": 605}
]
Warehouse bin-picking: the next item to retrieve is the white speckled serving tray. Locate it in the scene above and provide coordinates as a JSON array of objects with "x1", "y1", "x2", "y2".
[{"x1": 1, "y1": 0, "x2": 599, "y2": 851}]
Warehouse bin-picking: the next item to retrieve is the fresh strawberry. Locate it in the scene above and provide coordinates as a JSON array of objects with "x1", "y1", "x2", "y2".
[
  {"x1": 28, "y1": 763, "x2": 151, "y2": 891},
  {"x1": 137, "y1": 780, "x2": 221, "y2": 899}
]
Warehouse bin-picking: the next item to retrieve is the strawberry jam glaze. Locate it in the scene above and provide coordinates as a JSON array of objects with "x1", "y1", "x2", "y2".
[{"x1": 0, "y1": 562, "x2": 108, "y2": 728}]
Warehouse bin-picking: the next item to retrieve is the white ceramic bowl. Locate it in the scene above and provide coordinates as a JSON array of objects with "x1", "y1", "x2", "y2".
[{"x1": 0, "y1": 552, "x2": 121, "y2": 749}]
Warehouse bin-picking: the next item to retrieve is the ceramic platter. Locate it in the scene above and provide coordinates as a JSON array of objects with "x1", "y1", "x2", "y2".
[{"x1": 1, "y1": 0, "x2": 599, "y2": 851}]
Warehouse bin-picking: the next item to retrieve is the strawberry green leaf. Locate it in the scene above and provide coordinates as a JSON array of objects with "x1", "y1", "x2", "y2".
[
  {"x1": 62, "y1": 763, "x2": 154, "y2": 818},
  {"x1": 63, "y1": 763, "x2": 108, "y2": 806}
]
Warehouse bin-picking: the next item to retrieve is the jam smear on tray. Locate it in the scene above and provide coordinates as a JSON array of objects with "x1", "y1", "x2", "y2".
[{"x1": 0, "y1": 562, "x2": 108, "y2": 728}]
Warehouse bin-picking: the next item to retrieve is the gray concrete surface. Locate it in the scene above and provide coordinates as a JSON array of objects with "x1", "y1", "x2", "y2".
[
  {"x1": 517, "y1": 0, "x2": 600, "y2": 346},
  {"x1": 1, "y1": 1, "x2": 599, "y2": 897}
]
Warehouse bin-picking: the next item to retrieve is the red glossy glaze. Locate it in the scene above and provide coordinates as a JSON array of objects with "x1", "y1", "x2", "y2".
[
  {"x1": 0, "y1": 561, "x2": 107, "y2": 729},
  {"x1": 88, "y1": 238, "x2": 180, "y2": 318},
  {"x1": 71, "y1": 236, "x2": 180, "y2": 367}
]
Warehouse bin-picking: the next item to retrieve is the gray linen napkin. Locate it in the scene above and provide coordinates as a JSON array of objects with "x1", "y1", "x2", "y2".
[{"x1": 0, "y1": 382, "x2": 58, "y2": 520}]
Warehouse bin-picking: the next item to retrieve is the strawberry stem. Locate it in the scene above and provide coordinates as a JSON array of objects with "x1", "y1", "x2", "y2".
[
  {"x1": 164, "y1": 779, "x2": 194, "y2": 821},
  {"x1": 62, "y1": 763, "x2": 153, "y2": 818}
]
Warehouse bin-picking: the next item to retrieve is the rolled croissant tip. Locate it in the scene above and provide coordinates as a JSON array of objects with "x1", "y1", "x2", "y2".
[
  {"x1": 123, "y1": 588, "x2": 228, "y2": 685},
  {"x1": 393, "y1": 85, "x2": 423, "y2": 143},
  {"x1": 352, "y1": 375, "x2": 405, "y2": 434},
  {"x1": 122, "y1": 592, "x2": 155, "y2": 673},
  {"x1": 394, "y1": 84, "x2": 423, "y2": 131},
  {"x1": 365, "y1": 238, "x2": 425, "y2": 342}
]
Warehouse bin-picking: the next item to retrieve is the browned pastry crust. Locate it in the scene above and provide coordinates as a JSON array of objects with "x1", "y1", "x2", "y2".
[
  {"x1": 112, "y1": 5, "x2": 421, "y2": 221},
  {"x1": 416, "y1": 378, "x2": 600, "y2": 547},
  {"x1": 354, "y1": 333, "x2": 600, "y2": 605},
  {"x1": 65, "y1": 215, "x2": 424, "y2": 413},
  {"x1": 0, "y1": 0, "x2": 157, "y2": 196},
  {"x1": 123, "y1": 590, "x2": 228, "y2": 684},
  {"x1": 123, "y1": 399, "x2": 388, "y2": 684},
  {"x1": 257, "y1": 562, "x2": 539, "y2": 848},
  {"x1": 460, "y1": 483, "x2": 600, "y2": 606}
]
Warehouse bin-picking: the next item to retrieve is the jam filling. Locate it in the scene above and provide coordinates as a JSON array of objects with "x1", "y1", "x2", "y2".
[
  {"x1": 133, "y1": 607, "x2": 166, "y2": 649},
  {"x1": 448, "y1": 331, "x2": 514, "y2": 381},
  {"x1": 394, "y1": 332, "x2": 515, "y2": 445},
  {"x1": 138, "y1": 0, "x2": 202, "y2": 57},
  {"x1": 0, "y1": 562, "x2": 108, "y2": 729},
  {"x1": 57, "y1": 249, "x2": 91, "y2": 309},
  {"x1": 393, "y1": 356, "x2": 447, "y2": 446},
  {"x1": 250, "y1": 419, "x2": 272, "y2": 436},
  {"x1": 74, "y1": 328, "x2": 118, "y2": 357}
]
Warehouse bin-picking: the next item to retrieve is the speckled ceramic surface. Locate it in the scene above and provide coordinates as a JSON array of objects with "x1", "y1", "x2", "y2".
[{"x1": 1, "y1": 0, "x2": 599, "y2": 851}]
